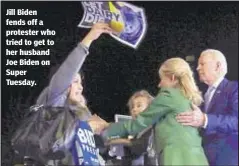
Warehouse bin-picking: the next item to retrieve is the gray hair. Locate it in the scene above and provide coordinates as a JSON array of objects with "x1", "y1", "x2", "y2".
[{"x1": 200, "y1": 49, "x2": 228, "y2": 77}]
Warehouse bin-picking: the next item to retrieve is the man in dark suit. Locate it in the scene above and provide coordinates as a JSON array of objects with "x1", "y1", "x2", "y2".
[{"x1": 176, "y1": 49, "x2": 238, "y2": 165}]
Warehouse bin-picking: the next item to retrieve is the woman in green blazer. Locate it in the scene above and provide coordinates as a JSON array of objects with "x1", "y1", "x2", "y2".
[{"x1": 101, "y1": 58, "x2": 209, "y2": 165}]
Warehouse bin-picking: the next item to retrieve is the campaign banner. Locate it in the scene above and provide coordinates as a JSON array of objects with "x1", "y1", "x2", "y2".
[
  {"x1": 52, "y1": 120, "x2": 100, "y2": 166},
  {"x1": 72, "y1": 121, "x2": 99, "y2": 166},
  {"x1": 78, "y1": 1, "x2": 147, "y2": 49}
]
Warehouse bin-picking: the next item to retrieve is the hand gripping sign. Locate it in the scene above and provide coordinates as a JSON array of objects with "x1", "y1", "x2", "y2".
[{"x1": 78, "y1": 1, "x2": 147, "y2": 49}]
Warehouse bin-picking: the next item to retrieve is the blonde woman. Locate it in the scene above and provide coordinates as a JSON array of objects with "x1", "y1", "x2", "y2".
[{"x1": 102, "y1": 58, "x2": 209, "y2": 165}]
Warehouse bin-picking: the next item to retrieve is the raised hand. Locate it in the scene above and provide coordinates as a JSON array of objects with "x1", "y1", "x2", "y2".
[{"x1": 81, "y1": 22, "x2": 113, "y2": 48}]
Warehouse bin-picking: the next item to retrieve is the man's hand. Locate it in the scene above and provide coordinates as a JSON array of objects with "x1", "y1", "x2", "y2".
[
  {"x1": 176, "y1": 104, "x2": 206, "y2": 128},
  {"x1": 81, "y1": 23, "x2": 113, "y2": 48}
]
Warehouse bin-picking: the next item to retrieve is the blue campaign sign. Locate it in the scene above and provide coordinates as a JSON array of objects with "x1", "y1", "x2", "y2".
[
  {"x1": 71, "y1": 120, "x2": 100, "y2": 166},
  {"x1": 52, "y1": 120, "x2": 100, "y2": 166}
]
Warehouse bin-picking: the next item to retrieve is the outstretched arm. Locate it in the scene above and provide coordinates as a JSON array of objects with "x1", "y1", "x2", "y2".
[
  {"x1": 37, "y1": 23, "x2": 112, "y2": 106},
  {"x1": 102, "y1": 88, "x2": 175, "y2": 139}
]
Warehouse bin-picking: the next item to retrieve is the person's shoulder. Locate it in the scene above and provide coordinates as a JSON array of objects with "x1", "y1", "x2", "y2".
[
  {"x1": 224, "y1": 79, "x2": 238, "y2": 91},
  {"x1": 155, "y1": 88, "x2": 183, "y2": 103},
  {"x1": 228, "y1": 80, "x2": 238, "y2": 87},
  {"x1": 229, "y1": 80, "x2": 238, "y2": 95},
  {"x1": 155, "y1": 88, "x2": 188, "y2": 109},
  {"x1": 221, "y1": 79, "x2": 238, "y2": 98},
  {"x1": 158, "y1": 87, "x2": 182, "y2": 96}
]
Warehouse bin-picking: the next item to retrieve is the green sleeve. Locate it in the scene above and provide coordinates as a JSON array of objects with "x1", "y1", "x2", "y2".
[{"x1": 104, "y1": 88, "x2": 175, "y2": 139}]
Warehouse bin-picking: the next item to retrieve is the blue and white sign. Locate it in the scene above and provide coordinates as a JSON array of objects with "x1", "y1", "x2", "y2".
[
  {"x1": 52, "y1": 120, "x2": 100, "y2": 166},
  {"x1": 72, "y1": 121, "x2": 99, "y2": 166},
  {"x1": 78, "y1": 1, "x2": 147, "y2": 49}
]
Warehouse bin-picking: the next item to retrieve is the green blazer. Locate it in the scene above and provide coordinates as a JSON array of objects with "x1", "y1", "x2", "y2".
[{"x1": 104, "y1": 88, "x2": 208, "y2": 165}]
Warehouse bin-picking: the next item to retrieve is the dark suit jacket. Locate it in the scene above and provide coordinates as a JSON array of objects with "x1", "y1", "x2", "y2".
[{"x1": 201, "y1": 78, "x2": 238, "y2": 165}]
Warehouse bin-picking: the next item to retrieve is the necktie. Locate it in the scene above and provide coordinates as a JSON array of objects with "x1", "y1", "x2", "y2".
[{"x1": 204, "y1": 86, "x2": 215, "y2": 112}]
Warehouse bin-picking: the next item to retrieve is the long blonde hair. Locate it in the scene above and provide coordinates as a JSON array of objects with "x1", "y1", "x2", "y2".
[{"x1": 159, "y1": 57, "x2": 203, "y2": 106}]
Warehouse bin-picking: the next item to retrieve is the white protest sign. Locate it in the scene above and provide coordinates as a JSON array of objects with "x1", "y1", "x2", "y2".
[{"x1": 78, "y1": 1, "x2": 147, "y2": 49}]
